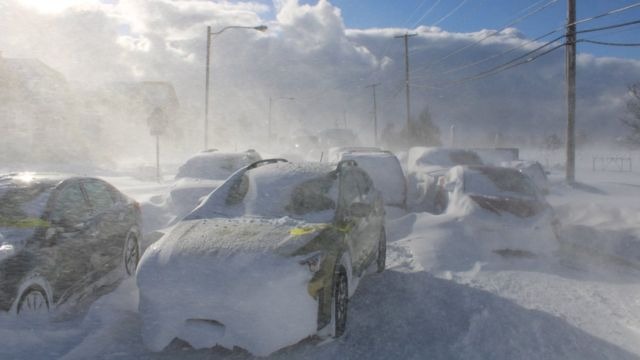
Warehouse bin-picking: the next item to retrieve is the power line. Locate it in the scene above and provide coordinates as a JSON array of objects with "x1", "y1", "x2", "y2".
[
  {"x1": 413, "y1": 1, "x2": 640, "y2": 79},
  {"x1": 575, "y1": 18, "x2": 640, "y2": 35},
  {"x1": 433, "y1": 0, "x2": 471, "y2": 26},
  {"x1": 411, "y1": 0, "x2": 442, "y2": 28},
  {"x1": 410, "y1": 14, "x2": 640, "y2": 88},
  {"x1": 414, "y1": 30, "x2": 560, "y2": 79},
  {"x1": 570, "y1": 2, "x2": 640, "y2": 27},
  {"x1": 410, "y1": 40, "x2": 565, "y2": 89},
  {"x1": 411, "y1": 0, "x2": 560, "y2": 76},
  {"x1": 577, "y1": 38, "x2": 640, "y2": 47}
]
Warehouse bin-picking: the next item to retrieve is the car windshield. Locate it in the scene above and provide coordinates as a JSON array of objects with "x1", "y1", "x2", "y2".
[
  {"x1": 188, "y1": 164, "x2": 337, "y2": 222},
  {"x1": 464, "y1": 167, "x2": 538, "y2": 199},
  {"x1": 176, "y1": 154, "x2": 250, "y2": 180},
  {"x1": 417, "y1": 149, "x2": 483, "y2": 167}
]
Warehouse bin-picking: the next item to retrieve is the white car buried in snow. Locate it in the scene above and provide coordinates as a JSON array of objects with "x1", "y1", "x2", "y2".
[
  {"x1": 136, "y1": 159, "x2": 386, "y2": 355},
  {"x1": 169, "y1": 149, "x2": 261, "y2": 218},
  {"x1": 438, "y1": 165, "x2": 559, "y2": 257}
]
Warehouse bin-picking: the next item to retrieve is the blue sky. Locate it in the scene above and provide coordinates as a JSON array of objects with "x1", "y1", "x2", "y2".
[{"x1": 297, "y1": 0, "x2": 640, "y2": 59}]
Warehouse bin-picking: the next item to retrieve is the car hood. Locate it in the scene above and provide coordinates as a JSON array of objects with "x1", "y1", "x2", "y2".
[{"x1": 145, "y1": 217, "x2": 329, "y2": 262}]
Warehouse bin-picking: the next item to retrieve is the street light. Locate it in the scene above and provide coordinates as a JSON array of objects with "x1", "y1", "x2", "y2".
[
  {"x1": 204, "y1": 24, "x2": 267, "y2": 150},
  {"x1": 268, "y1": 96, "x2": 295, "y2": 148}
]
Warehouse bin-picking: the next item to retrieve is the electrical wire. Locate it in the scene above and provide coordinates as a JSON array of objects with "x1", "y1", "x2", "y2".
[
  {"x1": 410, "y1": 38, "x2": 565, "y2": 89},
  {"x1": 570, "y1": 2, "x2": 640, "y2": 27},
  {"x1": 577, "y1": 39, "x2": 640, "y2": 47},
  {"x1": 575, "y1": 18, "x2": 640, "y2": 34},
  {"x1": 433, "y1": 0, "x2": 471, "y2": 26},
  {"x1": 410, "y1": 0, "x2": 442, "y2": 28},
  {"x1": 411, "y1": 0, "x2": 559, "y2": 76}
]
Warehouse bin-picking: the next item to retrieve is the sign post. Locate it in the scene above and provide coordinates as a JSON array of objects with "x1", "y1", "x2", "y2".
[{"x1": 147, "y1": 107, "x2": 169, "y2": 183}]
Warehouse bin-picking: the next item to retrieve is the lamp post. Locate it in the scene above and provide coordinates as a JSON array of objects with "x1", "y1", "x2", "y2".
[
  {"x1": 204, "y1": 24, "x2": 267, "y2": 150},
  {"x1": 268, "y1": 96, "x2": 295, "y2": 148}
]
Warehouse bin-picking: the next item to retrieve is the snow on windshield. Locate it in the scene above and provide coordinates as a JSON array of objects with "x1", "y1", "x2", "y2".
[
  {"x1": 175, "y1": 153, "x2": 253, "y2": 180},
  {"x1": 463, "y1": 167, "x2": 537, "y2": 199},
  {"x1": 189, "y1": 162, "x2": 337, "y2": 222}
]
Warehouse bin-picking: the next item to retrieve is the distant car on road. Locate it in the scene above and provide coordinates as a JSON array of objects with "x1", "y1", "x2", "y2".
[
  {"x1": 170, "y1": 149, "x2": 261, "y2": 218},
  {"x1": 437, "y1": 165, "x2": 558, "y2": 257},
  {"x1": 0, "y1": 172, "x2": 141, "y2": 319},
  {"x1": 316, "y1": 128, "x2": 361, "y2": 157},
  {"x1": 406, "y1": 147, "x2": 483, "y2": 213},
  {"x1": 137, "y1": 159, "x2": 386, "y2": 356},
  {"x1": 330, "y1": 147, "x2": 407, "y2": 209}
]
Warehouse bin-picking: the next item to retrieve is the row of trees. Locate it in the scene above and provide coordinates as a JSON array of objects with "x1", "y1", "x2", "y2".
[{"x1": 379, "y1": 80, "x2": 640, "y2": 151}]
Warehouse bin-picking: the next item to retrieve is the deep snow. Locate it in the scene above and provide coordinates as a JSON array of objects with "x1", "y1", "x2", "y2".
[{"x1": 2, "y1": 165, "x2": 640, "y2": 359}]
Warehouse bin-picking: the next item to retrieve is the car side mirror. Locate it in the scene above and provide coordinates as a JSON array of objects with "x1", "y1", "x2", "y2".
[{"x1": 349, "y1": 202, "x2": 372, "y2": 217}]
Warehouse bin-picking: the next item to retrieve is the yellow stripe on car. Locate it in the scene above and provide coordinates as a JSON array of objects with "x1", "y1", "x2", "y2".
[
  {"x1": 290, "y1": 224, "x2": 330, "y2": 236},
  {"x1": 0, "y1": 218, "x2": 51, "y2": 228}
]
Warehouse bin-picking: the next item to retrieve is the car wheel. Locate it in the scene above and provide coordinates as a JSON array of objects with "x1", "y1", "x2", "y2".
[
  {"x1": 17, "y1": 285, "x2": 50, "y2": 317},
  {"x1": 124, "y1": 232, "x2": 140, "y2": 276},
  {"x1": 376, "y1": 227, "x2": 386, "y2": 273},
  {"x1": 332, "y1": 266, "x2": 348, "y2": 338}
]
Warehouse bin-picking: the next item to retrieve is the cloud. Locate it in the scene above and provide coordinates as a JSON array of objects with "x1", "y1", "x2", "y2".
[{"x1": 1, "y1": 0, "x2": 640, "y2": 161}]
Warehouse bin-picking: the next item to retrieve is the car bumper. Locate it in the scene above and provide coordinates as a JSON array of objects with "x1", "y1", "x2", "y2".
[{"x1": 137, "y1": 252, "x2": 318, "y2": 356}]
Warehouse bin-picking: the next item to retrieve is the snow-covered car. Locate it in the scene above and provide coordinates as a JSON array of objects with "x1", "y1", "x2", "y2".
[
  {"x1": 0, "y1": 173, "x2": 141, "y2": 318},
  {"x1": 438, "y1": 165, "x2": 558, "y2": 257},
  {"x1": 169, "y1": 149, "x2": 261, "y2": 217},
  {"x1": 317, "y1": 128, "x2": 362, "y2": 154},
  {"x1": 331, "y1": 148, "x2": 407, "y2": 208},
  {"x1": 137, "y1": 159, "x2": 386, "y2": 355},
  {"x1": 406, "y1": 147, "x2": 483, "y2": 213},
  {"x1": 501, "y1": 160, "x2": 550, "y2": 194}
]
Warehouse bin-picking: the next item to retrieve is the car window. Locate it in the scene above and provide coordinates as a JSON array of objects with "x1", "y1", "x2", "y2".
[
  {"x1": 339, "y1": 170, "x2": 361, "y2": 207},
  {"x1": 286, "y1": 175, "x2": 336, "y2": 215},
  {"x1": 50, "y1": 183, "x2": 91, "y2": 224},
  {"x1": 83, "y1": 180, "x2": 116, "y2": 214},
  {"x1": 225, "y1": 174, "x2": 249, "y2": 205}
]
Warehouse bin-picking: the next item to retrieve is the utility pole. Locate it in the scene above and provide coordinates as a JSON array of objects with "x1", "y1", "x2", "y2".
[
  {"x1": 366, "y1": 83, "x2": 381, "y2": 146},
  {"x1": 565, "y1": 0, "x2": 576, "y2": 183},
  {"x1": 395, "y1": 33, "x2": 418, "y2": 131},
  {"x1": 204, "y1": 25, "x2": 212, "y2": 150}
]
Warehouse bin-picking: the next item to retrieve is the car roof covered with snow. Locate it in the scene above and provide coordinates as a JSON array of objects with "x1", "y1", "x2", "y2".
[
  {"x1": 187, "y1": 161, "x2": 338, "y2": 221},
  {"x1": 408, "y1": 147, "x2": 482, "y2": 173},
  {"x1": 175, "y1": 150, "x2": 261, "y2": 180}
]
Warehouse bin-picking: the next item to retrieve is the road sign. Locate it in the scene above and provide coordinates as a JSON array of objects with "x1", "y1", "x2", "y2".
[{"x1": 147, "y1": 107, "x2": 169, "y2": 136}]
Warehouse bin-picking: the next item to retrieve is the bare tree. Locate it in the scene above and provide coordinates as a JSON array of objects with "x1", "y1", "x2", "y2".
[{"x1": 620, "y1": 83, "x2": 640, "y2": 146}]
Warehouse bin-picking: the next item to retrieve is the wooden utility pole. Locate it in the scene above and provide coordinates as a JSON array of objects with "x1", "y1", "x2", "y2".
[
  {"x1": 366, "y1": 83, "x2": 381, "y2": 146},
  {"x1": 395, "y1": 33, "x2": 418, "y2": 131},
  {"x1": 565, "y1": 0, "x2": 576, "y2": 183},
  {"x1": 204, "y1": 26, "x2": 211, "y2": 150}
]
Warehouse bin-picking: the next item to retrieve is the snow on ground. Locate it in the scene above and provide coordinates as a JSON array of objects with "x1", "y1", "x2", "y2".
[{"x1": 3, "y1": 166, "x2": 640, "y2": 359}]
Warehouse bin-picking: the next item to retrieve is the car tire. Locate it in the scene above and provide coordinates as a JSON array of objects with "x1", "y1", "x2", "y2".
[
  {"x1": 331, "y1": 266, "x2": 348, "y2": 338},
  {"x1": 376, "y1": 227, "x2": 386, "y2": 273},
  {"x1": 16, "y1": 284, "x2": 50, "y2": 317},
  {"x1": 123, "y1": 232, "x2": 140, "y2": 276}
]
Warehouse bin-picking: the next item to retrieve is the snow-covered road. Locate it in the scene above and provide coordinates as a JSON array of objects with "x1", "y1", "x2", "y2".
[{"x1": 3, "y1": 170, "x2": 640, "y2": 359}]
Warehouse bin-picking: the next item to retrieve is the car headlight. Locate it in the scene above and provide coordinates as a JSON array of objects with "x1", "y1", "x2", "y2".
[{"x1": 298, "y1": 251, "x2": 325, "y2": 273}]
